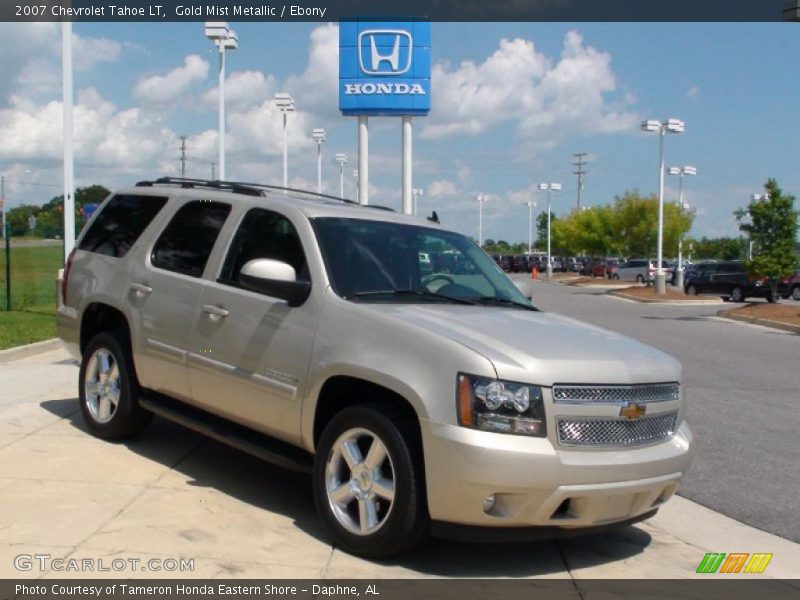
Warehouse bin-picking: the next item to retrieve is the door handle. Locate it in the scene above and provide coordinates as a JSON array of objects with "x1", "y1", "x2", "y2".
[
  {"x1": 129, "y1": 282, "x2": 152, "y2": 295},
  {"x1": 202, "y1": 304, "x2": 230, "y2": 318}
]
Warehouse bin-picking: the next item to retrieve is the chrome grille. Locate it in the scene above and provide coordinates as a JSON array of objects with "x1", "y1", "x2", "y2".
[
  {"x1": 557, "y1": 412, "x2": 678, "y2": 447},
  {"x1": 552, "y1": 383, "x2": 679, "y2": 404}
]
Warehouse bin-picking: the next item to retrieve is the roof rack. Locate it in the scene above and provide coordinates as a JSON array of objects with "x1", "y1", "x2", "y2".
[{"x1": 134, "y1": 177, "x2": 397, "y2": 210}]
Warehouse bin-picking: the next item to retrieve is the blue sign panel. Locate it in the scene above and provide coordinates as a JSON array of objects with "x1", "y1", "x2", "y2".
[
  {"x1": 82, "y1": 203, "x2": 99, "y2": 219},
  {"x1": 339, "y1": 20, "x2": 431, "y2": 116}
]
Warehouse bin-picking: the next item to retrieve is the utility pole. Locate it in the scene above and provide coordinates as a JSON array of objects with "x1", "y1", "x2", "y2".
[
  {"x1": 179, "y1": 136, "x2": 188, "y2": 179},
  {"x1": 572, "y1": 153, "x2": 587, "y2": 210},
  {"x1": 211, "y1": 162, "x2": 216, "y2": 180}
]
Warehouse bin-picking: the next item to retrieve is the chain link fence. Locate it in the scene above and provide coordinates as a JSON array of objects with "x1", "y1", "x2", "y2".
[{"x1": 0, "y1": 237, "x2": 63, "y2": 314}]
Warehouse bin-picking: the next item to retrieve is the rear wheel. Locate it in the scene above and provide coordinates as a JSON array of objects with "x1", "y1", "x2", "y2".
[
  {"x1": 636, "y1": 275, "x2": 644, "y2": 284},
  {"x1": 792, "y1": 286, "x2": 800, "y2": 301},
  {"x1": 730, "y1": 286, "x2": 745, "y2": 303},
  {"x1": 686, "y1": 284, "x2": 698, "y2": 296},
  {"x1": 79, "y1": 331, "x2": 152, "y2": 440},
  {"x1": 611, "y1": 273, "x2": 620, "y2": 280},
  {"x1": 313, "y1": 404, "x2": 428, "y2": 558}
]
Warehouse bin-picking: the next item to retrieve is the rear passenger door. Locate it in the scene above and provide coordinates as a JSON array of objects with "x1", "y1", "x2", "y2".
[
  {"x1": 186, "y1": 207, "x2": 321, "y2": 445},
  {"x1": 128, "y1": 199, "x2": 231, "y2": 401}
]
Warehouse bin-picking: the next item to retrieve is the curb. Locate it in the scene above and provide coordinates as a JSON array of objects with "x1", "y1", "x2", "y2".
[
  {"x1": 0, "y1": 338, "x2": 62, "y2": 364},
  {"x1": 717, "y1": 310, "x2": 800, "y2": 334},
  {"x1": 607, "y1": 290, "x2": 724, "y2": 305}
]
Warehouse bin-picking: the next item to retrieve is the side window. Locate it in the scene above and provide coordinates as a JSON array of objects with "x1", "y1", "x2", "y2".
[
  {"x1": 78, "y1": 194, "x2": 167, "y2": 257},
  {"x1": 151, "y1": 200, "x2": 231, "y2": 278},
  {"x1": 219, "y1": 208, "x2": 309, "y2": 285}
]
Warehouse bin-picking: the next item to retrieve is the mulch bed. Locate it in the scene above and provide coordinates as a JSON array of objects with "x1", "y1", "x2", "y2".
[
  {"x1": 721, "y1": 303, "x2": 800, "y2": 327},
  {"x1": 610, "y1": 286, "x2": 716, "y2": 302}
]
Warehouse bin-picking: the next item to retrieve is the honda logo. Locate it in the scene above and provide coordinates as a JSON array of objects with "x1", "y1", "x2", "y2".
[{"x1": 358, "y1": 29, "x2": 413, "y2": 76}]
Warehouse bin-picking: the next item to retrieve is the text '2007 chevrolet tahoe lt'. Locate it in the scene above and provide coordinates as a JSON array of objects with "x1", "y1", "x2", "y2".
[{"x1": 58, "y1": 177, "x2": 692, "y2": 558}]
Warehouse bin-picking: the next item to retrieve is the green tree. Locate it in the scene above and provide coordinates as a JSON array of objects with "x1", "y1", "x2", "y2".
[
  {"x1": 5, "y1": 204, "x2": 41, "y2": 237},
  {"x1": 735, "y1": 179, "x2": 798, "y2": 303},
  {"x1": 613, "y1": 189, "x2": 693, "y2": 258},
  {"x1": 685, "y1": 236, "x2": 745, "y2": 260},
  {"x1": 535, "y1": 211, "x2": 556, "y2": 249}
]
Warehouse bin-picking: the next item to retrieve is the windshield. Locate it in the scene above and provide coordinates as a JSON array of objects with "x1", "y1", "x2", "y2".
[{"x1": 312, "y1": 217, "x2": 532, "y2": 307}]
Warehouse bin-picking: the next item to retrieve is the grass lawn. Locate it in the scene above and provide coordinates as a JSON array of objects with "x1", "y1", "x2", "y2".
[
  {"x1": 0, "y1": 311, "x2": 57, "y2": 350},
  {"x1": 0, "y1": 241, "x2": 61, "y2": 349}
]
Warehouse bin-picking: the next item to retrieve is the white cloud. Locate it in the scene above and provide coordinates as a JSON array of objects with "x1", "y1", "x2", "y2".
[
  {"x1": 203, "y1": 70, "x2": 277, "y2": 110},
  {"x1": 428, "y1": 179, "x2": 460, "y2": 197},
  {"x1": 285, "y1": 23, "x2": 340, "y2": 117},
  {"x1": 134, "y1": 54, "x2": 209, "y2": 105},
  {"x1": 422, "y1": 31, "x2": 637, "y2": 144},
  {"x1": 687, "y1": 85, "x2": 700, "y2": 100}
]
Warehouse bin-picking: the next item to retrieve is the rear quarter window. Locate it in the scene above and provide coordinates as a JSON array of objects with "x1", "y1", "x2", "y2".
[{"x1": 78, "y1": 194, "x2": 168, "y2": 258}]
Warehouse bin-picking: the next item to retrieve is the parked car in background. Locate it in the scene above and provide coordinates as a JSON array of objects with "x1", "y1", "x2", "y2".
[
  {"x1": 564, "y1": 257, "x2": 581, "y2": 273},
  {"x1": 512, "y1": 255, "x2": 532, "y2": 273},
  {"x1": 491, "y1": 254, "x2": 512, "y2": 272},
  {"x1": 684, "y1": 260, "x2": 772, "y2": 302},
  {"x1": 588, "y1": 258, "x2": 619, "y2": 279},
  {"x1": 683, "y1": 261, "x2": 716, "y2": 287},
  {"x1": 616, "y1": 259, "x2": 673, "y2": 284},
  {"x1": 778, "y1": 270, "x2": 800, "y2": 301}
]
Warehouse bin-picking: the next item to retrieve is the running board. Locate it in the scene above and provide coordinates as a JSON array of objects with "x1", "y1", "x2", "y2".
[{"x1": 139, "y1": 394, "x2": 313, "y2": 474}]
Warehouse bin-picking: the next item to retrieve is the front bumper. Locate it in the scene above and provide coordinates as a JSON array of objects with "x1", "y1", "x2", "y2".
[{"x1": 422, "y1": 419, "x2": 692, "y2": 530}]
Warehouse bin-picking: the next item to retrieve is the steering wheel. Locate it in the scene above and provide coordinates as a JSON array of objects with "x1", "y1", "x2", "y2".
[{"x1": 423, "y1": 274, "x2": 455, "y2": 289}]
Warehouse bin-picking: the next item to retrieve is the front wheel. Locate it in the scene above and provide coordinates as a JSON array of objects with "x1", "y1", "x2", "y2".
[
  {"x1": 730, "y1": 286, "x2": 745, "y2": 303},
  {"x1": 792, "y1": 286, "x2": 800, "y2": 301},
  {"x1": 79, "y1": 331, "x2": 152, "y2": 440},
  {"x1": 313, "y1": 405, "x2": 428, "y2": 558}
]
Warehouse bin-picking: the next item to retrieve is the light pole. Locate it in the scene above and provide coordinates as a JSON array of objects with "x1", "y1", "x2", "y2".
[
  {"x1": 667, "y1": 165, "x2": 696, "y2": 289},
  {"x1": 412, "y1": 188, "x2": 423, "y2": 216},
  {"x1": 312, "y1": 128, "x2": 326, "y2": 194},
  {"x1": 205, "y1": 22, "x2": 238, "y2": 181},
  {"x1": 476, "y1": 194, "x2": 489, "y2": 247},
  {"x1": 526, "y1": 201, "x2": 537, "y2": 255},
  {"x1": 62, "y1": 22, "x2": 75, "y2": 258},
  {"x1": 274, "y1": 93, "x2": 295, "y2": 188},
  {"x1": 538, "y1": 183, "x2": 561, "y2": 277},
  {"x1": 748, "y1": 193, "x2": 770, "y2": 260},
  {"x1": 353, "y1": 169, "x2": 359, "y2": 204},
  {"x1": 335, "y1": 153, "x2": 347, "y2": 198},
  {"x1": 642, "y1": 118, "x2": 685, "y2": 294}
]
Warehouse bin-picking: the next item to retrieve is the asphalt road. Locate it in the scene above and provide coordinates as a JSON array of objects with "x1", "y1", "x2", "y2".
[{"x1": 521, "y1": 278, "x2": 800, "y2": 543}]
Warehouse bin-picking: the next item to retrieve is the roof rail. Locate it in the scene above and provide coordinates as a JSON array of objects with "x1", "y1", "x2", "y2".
[{"x1": 136, "y1": 177, "x2": 264, "y2": 197}]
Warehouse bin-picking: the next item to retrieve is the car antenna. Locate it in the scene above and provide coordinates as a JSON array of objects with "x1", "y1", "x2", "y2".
[{"x1": 427, "y1": 211, "x2": 440, "y2": 224}]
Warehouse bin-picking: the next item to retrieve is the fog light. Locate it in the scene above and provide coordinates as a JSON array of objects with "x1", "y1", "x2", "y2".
[{"x1": 483, "y1": 494, "x2": 496, "y2": 513}]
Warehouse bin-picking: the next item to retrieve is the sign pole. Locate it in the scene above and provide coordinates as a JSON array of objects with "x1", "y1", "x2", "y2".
[
  {"x1": 402, "y1": 116, "x2": 413, "y2": 215},
  {"x1": 358, "y1": 116, "x2": 369, "y2": 205},
  {"x1": 62, "y1": 22, "x2": 75, "y2": 260}
]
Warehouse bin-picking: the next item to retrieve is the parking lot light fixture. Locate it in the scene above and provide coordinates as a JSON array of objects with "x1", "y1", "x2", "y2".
[
  {"x1": 205, "y1": 22, "x2": 237, "y2": 181},
  {"x1": 538, "y1": 183, "x2": 561, "y2": 277},
  {"x1": 412, "y1": 188, "x2": 423, "y2": 216},
  {"x1": 274, "y1": 93, "x2": 295, "y2": 188},
  {"x1": 668, "y1": 165, "x2": 697, "y2": 289},
  {"x1": 642, "y1": 118, "x2": 685, "y2": 294},
  {"x1": 476, "y1": 194, "x2": 489, "y2": 247},
  {"x1": 526, "y1": 201, "x2": 536, "y2": 255},
  {"x1": 335, "y1": 153, "x2": 347, "y2": 198},
  {"x1": 312, "y1": 128, "x2": 326, "y2": 194}
]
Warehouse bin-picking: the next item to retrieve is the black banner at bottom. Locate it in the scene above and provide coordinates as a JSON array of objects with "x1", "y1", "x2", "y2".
[{"x1": 3, "y1": 579, "x2": 800, "y2": 600}]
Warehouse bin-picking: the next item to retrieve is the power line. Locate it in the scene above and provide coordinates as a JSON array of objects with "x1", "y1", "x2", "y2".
[{"x1": 572, "y1": 152, "x2": 588, "y2": 210}]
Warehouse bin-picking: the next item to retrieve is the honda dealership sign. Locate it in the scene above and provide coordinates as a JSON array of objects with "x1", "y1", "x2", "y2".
[{"x1": 339, "y1": 20, "x2": 431, "y2": 116}]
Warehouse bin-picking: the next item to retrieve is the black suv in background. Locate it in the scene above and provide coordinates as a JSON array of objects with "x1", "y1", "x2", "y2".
[{"x1": 684, "y1": 261, "x2": 772, "y2": 302}]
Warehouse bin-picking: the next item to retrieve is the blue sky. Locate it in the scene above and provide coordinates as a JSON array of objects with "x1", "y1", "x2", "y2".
[{"x1": 0, "y1": 22, "x2": 797, "y2": 245}]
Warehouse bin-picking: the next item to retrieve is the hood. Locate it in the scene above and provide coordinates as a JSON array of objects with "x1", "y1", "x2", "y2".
[{"x1": 357, "y1": 303, "x2": 681, "y2": 386}]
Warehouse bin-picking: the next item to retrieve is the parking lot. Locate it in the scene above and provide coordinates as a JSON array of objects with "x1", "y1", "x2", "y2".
[
  {"x1": 523, "y1": 277, "x2": 800, "y2": 542},
  {"x1": 1, "y1": 281, "x2": 799, "y2": 580}
]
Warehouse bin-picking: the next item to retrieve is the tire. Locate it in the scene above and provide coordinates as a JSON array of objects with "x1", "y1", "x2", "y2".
[
  {"x1": 793, "y1": 286, "x2": 800, "y2": 302},
  {"x1": 79, "y1": 331, "x2": 152, "y2": 440},
  {"x1": 313, "y1": 404, "x2": 428, "y2": 558},
  {"x1": 636, "y1": 275, "x2": 644, "y2": 284},
  {"x1": 612, "y1": 273, "x2": 620, "y2": 280},
  {"x1": 686, "y1": 284, "x2": 698, "y2": 296},
  {"x1": 730, "y1": 286, "x2": 745, "y2": 303}
]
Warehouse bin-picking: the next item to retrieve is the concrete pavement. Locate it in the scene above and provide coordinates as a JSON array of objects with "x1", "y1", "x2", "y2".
[{"x1": 1, "y1": 347, "x2": 798, "y2": 580}]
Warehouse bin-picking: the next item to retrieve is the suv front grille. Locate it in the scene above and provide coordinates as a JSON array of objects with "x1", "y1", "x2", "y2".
[
  {"x1": 557, "y1": 412, "x2": 678, "y2": 447},
  {"x1": 552, "y1": 383, "x2": 679, "y2": 404}
]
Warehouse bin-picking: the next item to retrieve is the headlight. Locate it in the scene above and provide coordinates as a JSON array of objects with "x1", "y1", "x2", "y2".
[{"x1": 457, "y1": 373, "x2": 546, "y2": 437}]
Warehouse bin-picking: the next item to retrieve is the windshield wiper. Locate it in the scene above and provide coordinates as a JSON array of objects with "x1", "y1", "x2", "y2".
[
  {"x1": 352, "y1": 289, "x2": 476, "y2": 305},
  {"x1": 473, "y1": 296, "x2": 539, "y2": 311}
]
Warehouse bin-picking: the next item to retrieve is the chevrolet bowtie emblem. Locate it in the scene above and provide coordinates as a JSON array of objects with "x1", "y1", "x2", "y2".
[{"x1": 620, "y1": 403, "x2": 646, "y2": 420}]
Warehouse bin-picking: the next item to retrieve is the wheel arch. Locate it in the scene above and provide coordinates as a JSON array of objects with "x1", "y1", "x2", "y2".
[{"x1": 80, "y1": 302, "x2": 132, "y2": 354}]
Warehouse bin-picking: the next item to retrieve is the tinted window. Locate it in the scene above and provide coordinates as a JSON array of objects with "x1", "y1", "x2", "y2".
[
  {"x1": 151, "y1": 200, "x2": 230, "y2": 277},
  {"x1": 78, "y1": 194, "x2": 167, "y2": 257},
  {"x1": 220, "y1": 208, "x2": 309, "y2": 284}
]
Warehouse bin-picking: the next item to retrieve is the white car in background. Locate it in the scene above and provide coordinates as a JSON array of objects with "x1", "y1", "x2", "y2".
[{"x1": 616, "y1": 259, "x2": 673, "y2": 284}]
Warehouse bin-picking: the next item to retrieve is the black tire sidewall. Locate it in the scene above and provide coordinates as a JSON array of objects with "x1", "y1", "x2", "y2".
[
  {"x1": 79, "y1": 331, "x2": 148, "y2": 440},
  {"x1": 313, "y1": 405, "x2": 427, "y2": 558}
]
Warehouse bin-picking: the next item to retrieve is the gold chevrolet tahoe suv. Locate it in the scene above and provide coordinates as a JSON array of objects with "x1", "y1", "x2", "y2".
[{"x1": 58, "y1": 178, "x2": 692, "y2": 558}]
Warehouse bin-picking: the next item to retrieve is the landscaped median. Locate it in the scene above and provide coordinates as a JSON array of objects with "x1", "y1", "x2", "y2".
[
  {"x1": 718, "y1": 303, "x2": 800, "y2": 333},
  {"x1": 607, "y1": 285, "x2": 724, "y2": 304}
]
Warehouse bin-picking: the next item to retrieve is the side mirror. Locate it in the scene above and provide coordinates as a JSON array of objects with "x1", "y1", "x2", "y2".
[
  {"x1": 514, "y1": 280, "x2": 533, "y2": 300},
  {"x1": 239, "y1": 259, "x2": 311, "y2": 307}
]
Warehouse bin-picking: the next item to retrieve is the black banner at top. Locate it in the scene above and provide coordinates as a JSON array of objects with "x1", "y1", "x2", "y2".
[{"x1": 3, "y1": 0, "x2": 798, "y2": 22}]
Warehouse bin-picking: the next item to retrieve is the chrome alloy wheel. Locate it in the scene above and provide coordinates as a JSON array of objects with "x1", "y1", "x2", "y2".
[
  {"x1": 83, "y1": 348, "x2": 121, "y2": 424},
  {"x1": 325, "y1": 427, "x2": 395, "y2": 536}
]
